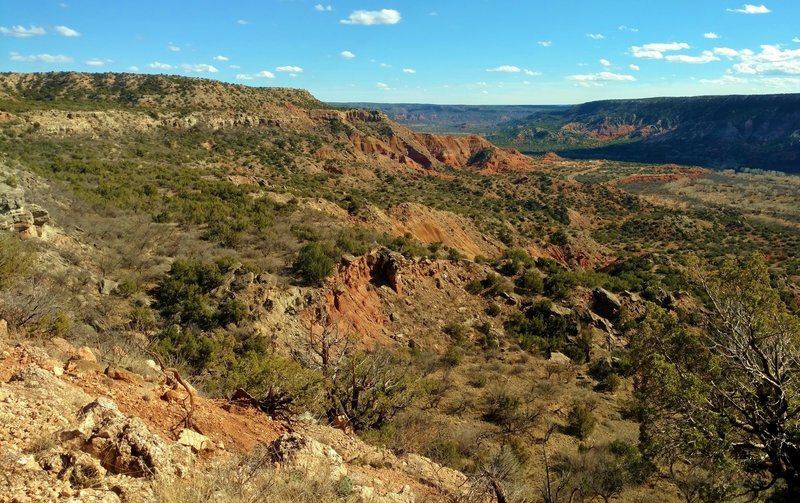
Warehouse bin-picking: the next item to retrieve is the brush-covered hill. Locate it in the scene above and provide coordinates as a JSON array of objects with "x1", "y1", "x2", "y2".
[
  {"x1": 489, "y1": 93, "x2": 800, "y2": 172},
  {"x1": 0, "y1": 72, "x2": 536, "y2": 174}
]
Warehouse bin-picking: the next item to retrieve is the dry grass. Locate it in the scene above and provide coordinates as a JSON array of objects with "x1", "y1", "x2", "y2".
[{"x1": 154, "y1": 445, "x2": 343, "y2": 503}]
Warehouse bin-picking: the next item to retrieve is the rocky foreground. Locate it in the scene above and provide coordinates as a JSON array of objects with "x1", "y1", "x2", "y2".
[{"x1": 0, "y1": 333, "x2": 474, "y2": 502}]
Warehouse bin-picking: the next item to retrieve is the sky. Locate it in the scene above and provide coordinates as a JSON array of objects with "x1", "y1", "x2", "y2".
[{"x1": 2, "y1": 1, "x2": 800, "y2": 104}]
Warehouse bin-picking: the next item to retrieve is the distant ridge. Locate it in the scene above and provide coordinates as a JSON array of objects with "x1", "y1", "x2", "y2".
[
  {"x1": 346, "y1": 94, "x2": 800, "y2": 173},
  {"x1": 489, "y1": 93, "x2": 800, "y2": 173}
]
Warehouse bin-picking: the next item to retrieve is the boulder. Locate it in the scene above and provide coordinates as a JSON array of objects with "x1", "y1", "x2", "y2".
[
  {"x1": 37, "y1": 448, "x2": 107, "y2": 489},
  {"x1": 46, "y1": 336, "x2": 77, "y2": 358},
  {"x1": 549, "y1": 351, "x2": 572, "y2": 364},
  {"x1": 592, "y1": 287, "x2": 622, "y2": 320},
  {"x1": 0, "y1": 187, "x2": 25, "y2": 212},
  {"x1": 548, "y1": 304, "x2": 574, "y2": 317},
  {"x1": 104, "y1": 366, "x2": 143, "y2": 385},
  {"x1": 59, "y1": 398, "x2": 192, "y2": 478},
  {"x1": 75, "y1": 346, "x2": 97, "y2": 362},
  {"x1": 621, "y1": 290, "x2": 643, "y2": 303},
  {"x1": 177, "y1": 428, "x2": 212, "y2": 453},
  {"x1": 368, "y1": 248, "x2": 405, "y2": 294},
  {"x1": 100, "y1": 278, "x2": 119, "y2": 296},
  {"x1": 269, "y1": 432, "x2": 347, "y2": 481},
  {"x1": 28, "y1": 204, "x2": 50, "y2": 226},
  {"x1": 589, "y1": 311, "x2": 615, "y2": 334}
]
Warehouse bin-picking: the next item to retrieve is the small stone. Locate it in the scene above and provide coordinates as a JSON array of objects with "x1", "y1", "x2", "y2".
[
  {"x1": 549, "y1": 351, "x2": 571, "y2": 364},
  {"x1": 105, "y1": 366, "x2": 142, "y2": 385},
  {"x1": 100, "y1": 278, "x2": 119, "y2": 296},
  {"x1": 75, "y1": 346, "x2": 97, "y2": 363},
  {"x1": 178, "y1": 428, "x2": 212, "y2": 453}
]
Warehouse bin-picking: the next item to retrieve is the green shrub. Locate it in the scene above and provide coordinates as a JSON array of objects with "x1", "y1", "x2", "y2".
[
  {"x1": 550, "y1": 229, "x2": 569, "y2": 246},
  {"x1": 0, "y1": 234, "x2": 33, "y2": 289},
  {"x1": 441, "y1": 346, "x2": 465, "y2": 367},
  {"x1": 483, "y1": 390, "x2": 521, "y2": 426},
  {"x1": 446, "y1": 247, "x2": 463, "y2": 262},
  {"x1": 443, "y1": 322, "x2": 468, "y2": 345},
  {"x1": 544, "y1": 271, "x2": 579, "y2": 299},
  {"x1": 216, "y1": 298, "x2": 249, "y2": 326},
  {"x1": 518, "y1": 269, "x2": 544, "y2": 294},
  {"x1": 567, "y1": 404, "x2": 597, "y2": 439},
  {"x1": 486, "y1": 303, "x2": 502, "y2": 316},
  {"x1": 293, "y1": 241, "x2": 335, "y2": 285},
  {"x1": 336, "y1": 477, "x2": 353, "y2": 497},
  {"x1": 424, "y1": 439, "x2": 464, "y2": 470},
  {"x1": 468, "y1": 372, "x2": 488, "y2": 388},
  {"x1": 498, "y1": 248, "x2": 535, "y2": 276}
]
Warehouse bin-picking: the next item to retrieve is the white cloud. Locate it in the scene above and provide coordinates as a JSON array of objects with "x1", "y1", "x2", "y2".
[
  {"x1": 524, "y1": 69, "x2": 541, "y2": 76},
  {"x1": 629, "y1": 64, "x2": 640, "y2": 71},
  {"x1": 212, "y1": 55, "x2": 229, "y2": 61},
  {"x1": 665, "y1": 51, "x2": 720, "y2": 64},
  {"x1": 376, "y1": 82, "x2": 390, "y2": 90},
  {"x1": 255, "y1": 70, "x2": 276, "y2": 78},
  {"x1": 732, "y1": 44, "x2": 800, "y2": 75},
  {"x1": 701, "y1": 74, "x2": 800, "y2": 89},
  {"x1": 340, "y1": 50, "x2": 355, "y2": 59},
  {"x1": 148, "y1": 62, "x2": 172, "y2": 70},
  {"x1": 127, "y1": 66, "x2": 139, "y2": 72},
  {"x1": 168, "y1": 43, "x2": 181, "y2": 52},
  {"x1": 10, "y1": 51, "x2": 72, "y2": 63},
  {"x1": 714, "y1": 47, "x2": 741, "y2": 58},
  {"x1": 180, "y1": 63, "x2": 218, "y2": 73},
  {"x1": 229, "y1": 64, "x2": 240, "y2": 69},
  {"x1": 587, "y1": 33, "x2": 605, "y2": 40},
  {"x1": 85, "y1": 58, "x2": 111, "y2": 66},
  {"x1": 487, "y1": 65, "x2": 521, "y2": 73},
  {"x1": 340, "y1": 9, "x2": 401, "y2": 25},
  {"x1": 727, "y1": 4, "x2": 771, "y2": 14},
  {"x1": 54, "y1": 25, "x2": 80, "y2": 37},
  {"x1": 618, "y1": 25, "x2": 639, "y2": 32},
  {"x1": 600, "y1": 58, "x2": 611, "y2": 67},
  {"x1": 314, "y1": 4, "x2": 333, "y2": 12},
  {"x1": 793, "y1": 37, "x2": 800, "y2": 43},
  {"x1": 402, "y1": 68, "x2": 416, "y2": 74},
  {"x1": 276, "y1": 65, "x2": 303, "y2": 73},
  {"x1": 379, "y1": 62, "x2": 392, "y2": 68},
  {"x1": 704, "y1": 32, "x2": 720, "y2": 39},
  {"x1": 236, "y1": 74, "x2": 254, "y2": 81},
  {"x1": 699, "y1": 75, "x2": 746, "y2": 85},
  {"x1": 538, "y1": 40, "x2": 552, "y2": 47},
  {"x1": 644, "y1": 42, "x2": 691, "y2": 52},
  {"x1": 631, "y1": 42, "x2": 690, "y2": 59},
  {"x1": 237, "y1": 19, "x2": 248, "y2": 25},
  {"x1": 568, "y1": 71, "x2": 636, "y2": 82},
  {"x1": 0, "y1": 25, "x2": 46, "y2": 37}
]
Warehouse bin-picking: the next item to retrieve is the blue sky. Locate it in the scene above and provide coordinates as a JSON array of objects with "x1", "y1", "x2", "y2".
[{"x1": 2, "y1": 1, "x2": 799, "y2": 104}]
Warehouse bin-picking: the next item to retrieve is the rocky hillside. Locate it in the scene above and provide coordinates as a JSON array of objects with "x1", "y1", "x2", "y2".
[
  {"x1": 489, "y1": 94, "x2": 800, "y2": 172},
  {"x1": 0, "y1": 72, "x2": 535, "y2": 175}
]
